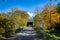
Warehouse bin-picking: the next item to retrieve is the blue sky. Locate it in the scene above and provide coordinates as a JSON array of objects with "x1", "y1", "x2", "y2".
[{"x1": 0, "y1": 0, "x2": 60, "y2": 13}]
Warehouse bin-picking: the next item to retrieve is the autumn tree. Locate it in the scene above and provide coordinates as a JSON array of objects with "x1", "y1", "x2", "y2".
[
  {"x1": 34, "y1": 14, "x2": 41, "y2": 28},
  {"x1": 0, "y1": 8, "x2": 29, "y2": 38}
]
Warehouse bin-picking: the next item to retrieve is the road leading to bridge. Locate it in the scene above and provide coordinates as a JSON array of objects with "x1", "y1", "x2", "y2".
[{"x1": 9, "y1": 27, "x2": 42, "y2": 40}]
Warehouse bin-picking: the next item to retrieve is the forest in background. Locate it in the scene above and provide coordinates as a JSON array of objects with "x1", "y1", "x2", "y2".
[
  {"x1": 0, "y1": 8, "x2": 29, "y2": 38},
  {"x1": 34, "y1": 1, "x2": 60, "y2": 40}
]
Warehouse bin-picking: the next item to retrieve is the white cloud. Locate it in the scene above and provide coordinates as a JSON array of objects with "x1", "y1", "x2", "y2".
[{"x1": 27, "y1": 12, "x2": 33, "y2": 17}]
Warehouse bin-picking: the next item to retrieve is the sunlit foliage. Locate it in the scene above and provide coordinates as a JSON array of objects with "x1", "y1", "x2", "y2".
[
  {"x1": 34, "y1": 5, "x2": 60, "y2": 32},
  {"x1": 0, "y1": 8, "x2": 29, "y2": 38}
]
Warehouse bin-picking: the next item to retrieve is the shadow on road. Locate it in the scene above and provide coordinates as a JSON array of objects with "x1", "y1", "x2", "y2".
[{"x1": 9, "y1": 27, "x2": 41, "y2": 40}]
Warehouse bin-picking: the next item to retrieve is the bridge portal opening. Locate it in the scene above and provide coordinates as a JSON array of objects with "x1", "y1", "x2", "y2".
[{"x1": 27, "y1": 22, "x2": 33, "y2": 27}]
